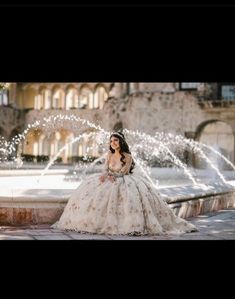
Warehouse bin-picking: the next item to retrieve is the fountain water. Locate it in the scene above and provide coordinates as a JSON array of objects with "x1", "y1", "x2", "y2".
[
  {"x1": 0, "y1": 114, "x2": 235, "y2": 225},
  {"x1": 0, "y1": 114, "x2": 234, "y2": 184}
]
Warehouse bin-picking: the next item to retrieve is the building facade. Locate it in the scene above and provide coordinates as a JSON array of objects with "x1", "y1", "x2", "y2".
[{"x1": 0, "y1": 82, "x2": 235, "y2": 165}]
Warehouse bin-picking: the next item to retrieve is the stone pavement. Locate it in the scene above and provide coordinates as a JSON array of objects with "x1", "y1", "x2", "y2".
[{"x1": 0, "y1": 207, "x2": 235, "y2": 240}]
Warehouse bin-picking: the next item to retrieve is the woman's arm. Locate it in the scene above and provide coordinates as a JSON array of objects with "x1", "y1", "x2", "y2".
[
  {"x1": 99, "y1": 152, "x2": 111, "y2": 182},
  {"x1": 103, "y1": 152, "x2": 111, "y2": 173},
  {"x1": 119, "y1": 153, "x2": 133, "y2": 175}
]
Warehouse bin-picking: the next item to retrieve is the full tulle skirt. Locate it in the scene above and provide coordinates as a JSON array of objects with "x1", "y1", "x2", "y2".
[{"x1": 52, "y1": 173, "x2": 197, "y2": 235}]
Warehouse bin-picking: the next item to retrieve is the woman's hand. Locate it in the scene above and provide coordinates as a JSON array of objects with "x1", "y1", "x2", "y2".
[
  {"x1": 107, "y1": 175, "x2": 116, "y2": 183},
  {"x1": 99, "y1": 174, "x2": 116, "y2": 183},
  {"x1": 99, "y1": 174, "x2": 108, "y2": 183}
]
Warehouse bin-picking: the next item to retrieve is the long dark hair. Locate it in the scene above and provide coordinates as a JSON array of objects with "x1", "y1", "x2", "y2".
[{"x1": 109, "y1": 131, "x2": 135, "y2": 173}]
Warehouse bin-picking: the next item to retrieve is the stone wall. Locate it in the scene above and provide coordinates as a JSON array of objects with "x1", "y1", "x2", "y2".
[
  {"x1": 0, "y1": 107, "x2": 25, "y2": 137},
  {"x1": 103, "y1": 91, "x2": 207, "y2": 135}
]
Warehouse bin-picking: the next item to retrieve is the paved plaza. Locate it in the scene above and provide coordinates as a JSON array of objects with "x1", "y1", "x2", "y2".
[{"x1": 0, "y1": 207, "x2": 235, "y2": 240}]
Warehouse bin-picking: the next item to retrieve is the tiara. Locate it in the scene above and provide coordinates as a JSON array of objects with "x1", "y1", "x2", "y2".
[{"x1": 111, "y1": 132, "x2": 124, "y2": 139}]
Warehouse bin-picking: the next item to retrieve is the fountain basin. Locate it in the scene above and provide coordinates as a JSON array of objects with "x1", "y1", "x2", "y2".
[
  {"x1": 1, "y1": 167, "x2": 235, "y2": 225},
  {"x1": 1, "y1": 182, "x2": 235, "y2": 225}
]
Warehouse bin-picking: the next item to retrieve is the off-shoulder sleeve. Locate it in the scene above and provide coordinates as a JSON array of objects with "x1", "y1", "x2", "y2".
[{"x1": 119, "y1": 154, "x2": 133, "y2": 175}]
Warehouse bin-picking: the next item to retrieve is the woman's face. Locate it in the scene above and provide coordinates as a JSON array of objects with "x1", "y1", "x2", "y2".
[{"x1": 110, "y1": 136, "x2": 120, "y2": 150}]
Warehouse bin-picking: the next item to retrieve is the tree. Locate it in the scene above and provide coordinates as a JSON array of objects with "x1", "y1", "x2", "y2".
[{"x1": 0, "y1": 83, "x2": 10, "y2": 90}]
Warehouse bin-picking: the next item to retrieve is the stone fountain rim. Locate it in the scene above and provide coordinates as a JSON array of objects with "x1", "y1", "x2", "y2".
[{"x1": 0, "y1": 183, "x2": 234, "y2": 205}]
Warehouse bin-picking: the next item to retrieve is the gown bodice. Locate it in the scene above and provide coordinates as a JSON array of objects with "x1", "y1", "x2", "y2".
[
  {"x1": 108, "y1": 161, "x2": 123, "y2": 173},
  {"x1": 105, "y1": 152, "x2": 133, "y2": 175}
]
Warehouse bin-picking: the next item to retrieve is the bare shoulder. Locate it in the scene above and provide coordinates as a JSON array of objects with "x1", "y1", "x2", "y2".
[{"x1": 107, "y1": 151, "x2": 112, "y2": 158}]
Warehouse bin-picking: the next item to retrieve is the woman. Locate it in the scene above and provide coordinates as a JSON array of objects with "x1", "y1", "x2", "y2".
[{"x1": 53, "y1": 131, "x2": 197, "y2": 235}]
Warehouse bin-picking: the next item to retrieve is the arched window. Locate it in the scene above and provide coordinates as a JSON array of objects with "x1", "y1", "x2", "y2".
[
  {"x1": 38, "y1": 135, "x2": 44, "y2": 156},
  {"x1": 23, "y1": 129, "x2": 40, "y2": 156},
  {"x1": 79, "y1": 85, "x2": 93, "y2": 109},
  {"x1": 52, "y1": 88, "x2": 65, "y2": 109},
  {"x1": 33, "y1": 142, "x2": 39, "y2": 156},
  {"x1": 50, "y1": 132, "x2": 61, "y2": 156},
  {"x1": 88, "y1": 136, "x2": 99, "y2": 157},
  {"x1": 65, "y1": 133, "x2": 74, "y2": 158},
  {"x1": 38, "y1": 134, "x2": 50, "y2": 156},
  {"x1": 36, "y1": 88, "x2": 51, "y2": 110},
  {"x1": 94, "y1": 85, "x2": 108, "y2": 109},
  {"x1": 86, "y1": 137, "x2": 94, "y2": 156},
  {"x1": 196, "y1": 121, "x2": 234, "y2": 168},
  {"x1": 77, "y1": 137, "x2": 87, "y2": 156},
  {"x1": 42, "y1": 89, "x2": 51, "y2": 109},
  {"x1": 34, "y1": 95, "x2": 41, "y2": 109},
  {"x1": 66, "y1": 88, "x2": 78, "y2": 109},
  {"x1": 78, "y1": 143, "x2": 84, "y2": 156}
]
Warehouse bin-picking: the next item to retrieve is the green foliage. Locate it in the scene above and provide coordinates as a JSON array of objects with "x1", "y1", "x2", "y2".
[{"x1": 0, "y1": 83, "x2": 10, "y2": 90}]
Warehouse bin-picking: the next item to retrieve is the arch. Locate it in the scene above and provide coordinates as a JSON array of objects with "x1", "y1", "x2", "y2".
[
  {"x1": 84, "y1": 132, "x2": 99, "y2": 157},
  {"x1": 94, "y1": 84, "x2": 108, "y2": 109},
  {"x1": 21, "y1": 129, "x2": 77, "y2": 164},
  {"x1": 64, "y1": 132, "x2": 74, "y2": 161},
  {"x1": 79, "y1": 84, "x2": 93, "y2": 109},
  {"x1": 50, "y1": 131, "x2": 61, "y2": 156},
  {"x1": 38, "y1": 85, "x2": 48, "y2": 93},
  {"x1": 72, "y1": 129, "x2": 98, "y2": 158},
  {"x1": 65, "y1": 84, "x2": 77, "y2": 92},
  {"x1": 195, "y1": 119, "x2": 220, "y2": 140},
  {"x1": 31, "y1": 132, "x2": 51, "y2": 163},
  {"x1": 65, "y1": 86, "x2": 79, "y2": 110},
  {"x1": 77, "y1": 136, "x2": 88, "y2": 157},
  {"x1": 52, "y1": 85, "x2": 65, "y2": 109},
  {"x1": 38, "y1": 134, "x2": 50, "y2": 156},
  {"x1": 23, "y1": 129, "x2": 43, "y2": 156},
  {"x1": 195, "y1": 120, "x2": 234, "y2": 169},
  {"x1": 49, "y1": 129, "x2": 75, "y2": 163},
  {"x1": 37, "y1": 87, "x2": 51, "y2": 109},
  {"x1": 26, "y1": 129, "x2": 101, "y2": 163}
]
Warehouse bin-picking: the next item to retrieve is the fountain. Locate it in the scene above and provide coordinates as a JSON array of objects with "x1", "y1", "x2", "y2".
[{"x1": 0, "y1": 114, "x2": 235, "y2": 225}]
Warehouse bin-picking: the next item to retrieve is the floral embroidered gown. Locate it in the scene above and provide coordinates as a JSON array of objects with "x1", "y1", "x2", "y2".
[{"x1": 53, "y1": 152, "x2": 197, "y2": 235}]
